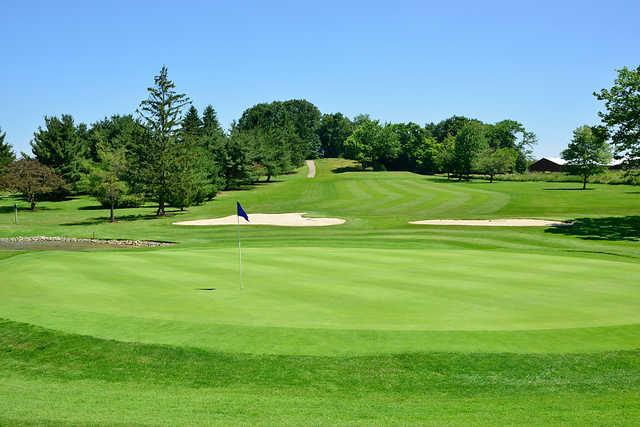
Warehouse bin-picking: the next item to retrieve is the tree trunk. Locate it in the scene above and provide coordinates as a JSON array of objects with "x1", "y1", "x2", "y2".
[
  {"x1": 583, "y1": 175, "x2": 587, "y2": 190},
  {"x1": 30, "y1": 198, "x2": 36, "y2": 210},
  {"x1": 490, "y1": 174, "x2": 494, "y2": 183},
  {"x1": 110, "y1": 202, "x2": 115, "y2": 223},
  {"x1": 157, "y1": 170, "x2": 166, "y2": 216},
  {"x1": 157, "y1": 194, "x2": 166, "y2": 216},
  {"x1": 266, "y1": 174, "x2": 271, "y2": 182}
]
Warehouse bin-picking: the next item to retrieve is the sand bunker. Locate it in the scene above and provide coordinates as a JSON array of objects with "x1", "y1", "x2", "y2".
[
  {"x1": 174, "y1": 213, "x2": 345, "y2": 227},
  {"x1": 409, "y1": 219, "x2": 568, "y2": 227}
]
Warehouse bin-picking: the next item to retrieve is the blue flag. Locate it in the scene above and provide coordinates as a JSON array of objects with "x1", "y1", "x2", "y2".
[{"x1": 237, "y1": 202, "x2": 249, "y2": 222}]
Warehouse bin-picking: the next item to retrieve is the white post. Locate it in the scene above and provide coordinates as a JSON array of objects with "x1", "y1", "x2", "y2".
[{"x1": 237, "y1": 213, "x2": 243, "y2": 290}]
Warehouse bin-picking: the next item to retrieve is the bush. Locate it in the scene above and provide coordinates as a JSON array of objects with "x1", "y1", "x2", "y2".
[
  {"x1": 493, "y1": 170, "x2": 640, "y2": 185},
  {"x1": 98, "y1": 193, "x2": 144, "y2": 209}
]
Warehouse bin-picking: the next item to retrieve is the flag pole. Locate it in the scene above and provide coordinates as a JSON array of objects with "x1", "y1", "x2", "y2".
[{"x1": 237, "y1": 211, "x2": 243, "y2": 290}]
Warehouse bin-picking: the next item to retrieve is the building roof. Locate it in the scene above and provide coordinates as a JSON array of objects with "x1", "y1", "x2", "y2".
[
  {"x1": 546, "y1": 157, "x2": 566, "y2": 165},
  {"x1": 539, "y1": 157, "x2": 624, "y2": 167}
]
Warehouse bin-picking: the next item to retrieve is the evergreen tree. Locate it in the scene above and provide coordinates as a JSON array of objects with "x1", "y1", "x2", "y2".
[
  {"x1": 87, "y1": 115, "x2": 146, "y2": 162},
  {"x1": 220, "y1": 128, "x2": 257, "y2": 189},
  {"x1": 31, "y1": 114, "x2": 89, "y2": 185},
  {"x1": 251, "y1": 128, "x2": 293, "y2": 182},
  {"x1": 167, "y1": 141, "x2": 216, "y2": 210},
  {"x1": 202, "y1": 105, "x2": 226, "y2": 142},
  {"x1": 135, "y1": 66, "x2": 190, "y2": 216},
  {"x1": 0, "y1": 127, "x2": 15, "y2": 170},
  {"x1": 181, "y1": 106, "x2": 203, "y2": 141}
]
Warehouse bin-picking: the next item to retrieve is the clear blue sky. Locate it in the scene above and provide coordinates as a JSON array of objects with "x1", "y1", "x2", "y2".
[{"x1": 2, "y1": 0, "x2": 639, "y2": 157}]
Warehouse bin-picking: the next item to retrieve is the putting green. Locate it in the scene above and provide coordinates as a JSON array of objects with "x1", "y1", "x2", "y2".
[{"x1": 2, "y1": 246, "x2": 639, "y2": 355}]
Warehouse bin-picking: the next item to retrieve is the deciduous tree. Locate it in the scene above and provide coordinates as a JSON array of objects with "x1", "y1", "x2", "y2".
[
  {"x1": 595, "y1": 66, "x2": 640, "y2": 169},
  {"x1": 344, "y1": 119, "x2": 400, "y2": 170},
  {"x1": 454, "y1": 122, "x2": 487, "y2": 180},
  {"x1": 0, "y1": 159, "x2": 65, "y2": 210},
  {"x1": 475, "y1": 148, "x2": 517, "y2": 183},
  {"x1": 561, "y1": 125, "x2": 612, "y2": 190},
  {"x1": 83, "y1": 144, "x2": 130, "y2": 222},
  {"x1": 318, "y1": 113, "x2": 352, "y2": 158},
  {"x1": 436, "y1": 135, "x2": 456, "y2": 179}
]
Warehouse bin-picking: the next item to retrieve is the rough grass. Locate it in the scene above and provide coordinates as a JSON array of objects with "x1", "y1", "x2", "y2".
[
  {"x1": 1, "y1": 320, "x2": 639, "y2": 425},
  {"x1": 0, "y1": 159, "x2": 639, "y2": 424}
]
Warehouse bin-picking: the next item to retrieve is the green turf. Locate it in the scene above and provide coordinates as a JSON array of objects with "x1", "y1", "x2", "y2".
[
  {"x1": 1, "y1": 246, "x2": 640, "y2": 355},
  {"x1": 1, "y1": 159, "x2": 639, "y2": 424},
  {"x1": 1, "y1": 320, "x2": 639, "y2": 425}
]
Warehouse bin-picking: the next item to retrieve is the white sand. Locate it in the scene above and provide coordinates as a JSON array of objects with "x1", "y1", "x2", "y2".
[
  {"x1": 174, "y1": 212, "x2": 345, "y2": 227},
  {"x1": 409, "y1": 219, "x2": 568, "y2": 227},
  {"x1": 306, "y1": 160, "x2": 316, "y2": 178}
]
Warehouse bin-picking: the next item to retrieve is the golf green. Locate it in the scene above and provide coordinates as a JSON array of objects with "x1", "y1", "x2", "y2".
[{"x1": 1, "y1": 245, "x2": 639, "y2": 355}]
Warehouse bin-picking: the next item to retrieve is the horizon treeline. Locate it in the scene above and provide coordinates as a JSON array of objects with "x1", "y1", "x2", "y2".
[{"x1": 0, "y1": 66, "x2": 538, "y2": 217}]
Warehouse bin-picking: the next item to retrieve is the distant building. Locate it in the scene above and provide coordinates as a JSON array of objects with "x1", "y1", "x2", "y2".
[
  {"x1": 528, "y1": 157, "x2": 565, "y2": 173},
  {"x1": 528, "y1": 157, "x2": 625, "y2": 173}
]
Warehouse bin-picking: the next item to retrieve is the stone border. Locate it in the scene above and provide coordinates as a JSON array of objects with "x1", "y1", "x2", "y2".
[{"x1": 0, "y1": 236, "x2": 172, "y2": 247}]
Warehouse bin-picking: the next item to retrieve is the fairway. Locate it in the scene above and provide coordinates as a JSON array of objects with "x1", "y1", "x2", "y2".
[{"x1": 1, "y1": 159, "x2": 639, "y2": 424}]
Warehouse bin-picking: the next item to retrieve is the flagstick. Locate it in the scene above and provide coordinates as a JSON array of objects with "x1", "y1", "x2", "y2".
[{"x1": 237, "y1": 213, "x2": 243, "y2": 290}]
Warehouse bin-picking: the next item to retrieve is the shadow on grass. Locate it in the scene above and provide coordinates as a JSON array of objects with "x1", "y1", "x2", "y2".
[
  {"x1": 428, "y1": 176, "x2": 497, "y2": 185},
  {"x1": 543, "y1": 188, "x2": 594, "y2": 191},
  {"x1": 332, "y1": 166, "x2": 365, "y2": 173},
  {"x1": 0, "y1": 205, "x2": 61, "y2": 213},
  {"x1": 546, "y1": 216, "x2": 640, "y2": 241},
  {"x1": 61, "y1": 212, "x2": 176, "y2": 226}
]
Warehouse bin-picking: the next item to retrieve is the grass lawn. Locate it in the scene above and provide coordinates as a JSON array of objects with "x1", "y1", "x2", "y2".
[{"x1": 1, "y1": 159, "x2": 639, "y2": 424}]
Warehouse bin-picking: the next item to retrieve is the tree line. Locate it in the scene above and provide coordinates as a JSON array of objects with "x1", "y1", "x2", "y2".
[
  {"x1": 0, "y1": 67, "x2": 322, "y2": 219},
  {"x1": 2, "y1": 64, "x2": 638, "y2": 217}
]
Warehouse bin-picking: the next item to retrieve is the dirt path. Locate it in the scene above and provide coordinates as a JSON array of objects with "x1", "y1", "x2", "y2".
[{"x1": 306, "y1": 160, "x2": 316, "y2": 178}]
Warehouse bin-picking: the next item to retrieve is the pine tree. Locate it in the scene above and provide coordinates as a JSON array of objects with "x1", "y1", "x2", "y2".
[
  {"x1": 167, "y1": 142, "x2": 216, "y2": 210},
  {"x1": 181, "y1": 106, "x2": 203, "y2": 141},
  {"x1": 30, "y1": 115, "x2": 89, "y2": 185},
  {"x1": 135, "y1": 66, "x2": 190, "y2": 216},
  {"x1": 202, "y1": 105, "x2": 226, "y2": 142},
  {"x1": 0, "y1": 127, "x2": 16, "y2": 170}
]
